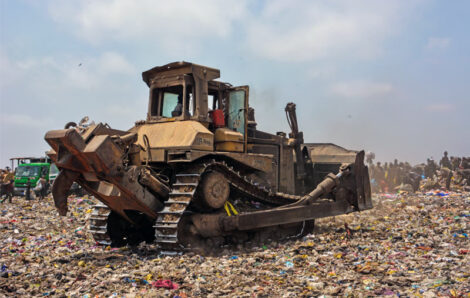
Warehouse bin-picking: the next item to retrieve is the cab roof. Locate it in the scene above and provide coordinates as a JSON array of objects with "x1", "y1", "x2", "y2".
[{"x1": 142, "y1": 61, "x2": 220, "y2": 87}]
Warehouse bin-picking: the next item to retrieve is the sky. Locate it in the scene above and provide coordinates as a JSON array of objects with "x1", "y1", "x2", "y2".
[{"x1": 1, "y1": 0, "x2": 469, "y2": 168}]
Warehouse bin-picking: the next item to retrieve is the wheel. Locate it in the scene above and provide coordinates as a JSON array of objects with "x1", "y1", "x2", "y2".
[{"x1": 199, "y1": 171, "x2": 230, "y2": 209}]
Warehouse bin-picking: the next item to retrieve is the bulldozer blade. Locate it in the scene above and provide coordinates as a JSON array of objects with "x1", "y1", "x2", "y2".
[{"x1": 52, "y1": 170, "x2": 80, "y2": 216}]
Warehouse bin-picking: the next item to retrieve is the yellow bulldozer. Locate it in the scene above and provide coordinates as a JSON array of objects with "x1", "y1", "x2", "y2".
[{"x1": 45, "y1": 62, "x2": 372, "y2": 254}]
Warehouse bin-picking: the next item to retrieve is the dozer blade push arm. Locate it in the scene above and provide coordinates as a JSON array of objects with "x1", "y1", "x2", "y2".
[{"x1": 191, "y1": 151, "x2": 372, "y2": 237}]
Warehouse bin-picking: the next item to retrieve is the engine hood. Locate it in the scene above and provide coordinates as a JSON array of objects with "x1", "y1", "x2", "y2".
[{"x1": 132, "y1": 120, "x2": 214, "y2": 151}]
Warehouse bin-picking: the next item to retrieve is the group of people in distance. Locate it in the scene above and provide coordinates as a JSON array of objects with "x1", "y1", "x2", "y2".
[{"x1": 367, "y1": 151, "x2": 470, "y2": 193}]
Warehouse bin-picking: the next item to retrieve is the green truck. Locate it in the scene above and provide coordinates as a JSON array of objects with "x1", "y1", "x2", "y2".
[{"x1": 10, "y1": 157, "x2": 51, "y2": 196}]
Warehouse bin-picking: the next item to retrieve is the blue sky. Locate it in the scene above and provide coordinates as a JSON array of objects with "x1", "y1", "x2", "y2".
[{"x1": 1, "y1": 0, "x2": 469, "y2": 168}]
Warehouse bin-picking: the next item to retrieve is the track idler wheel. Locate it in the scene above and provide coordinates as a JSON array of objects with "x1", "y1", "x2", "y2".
[{"x1": 200, "y1": 171, "x2": 230, "y2": 209}]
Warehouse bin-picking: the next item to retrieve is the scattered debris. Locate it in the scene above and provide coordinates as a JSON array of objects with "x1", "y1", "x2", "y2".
[{"x1": 0, "y1": 192, "x2": 468, "y2": 296}]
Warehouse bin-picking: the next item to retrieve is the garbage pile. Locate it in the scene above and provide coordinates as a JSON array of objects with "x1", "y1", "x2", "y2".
[{"x1": 0, "y1": 192, "x2": 468, "y2": 296}]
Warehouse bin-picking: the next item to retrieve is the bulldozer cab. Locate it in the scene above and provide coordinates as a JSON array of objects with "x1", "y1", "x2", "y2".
[
  {"x1": 147, "y1": 74, "x2": 196, "y2": 121},
  {"x1": 143, "y1": 62, "x2": 250, "y2": 148}
]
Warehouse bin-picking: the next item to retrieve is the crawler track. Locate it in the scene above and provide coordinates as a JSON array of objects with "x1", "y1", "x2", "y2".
[
  {"x1": 154, "y1": 169, "x2": 203, "y2": 255},
  {"x1": 153, "y1": 159, "x2": 303, "y2": 254},
  {"x1": 208, "y1": 160, "x2": 301, "y2": 205},
  {"x1": 89, "y1": 159, "x2": 305, "y2": 252},
  {"x1": 88, "y1": 203, "x2": 112, "y2": 246}
]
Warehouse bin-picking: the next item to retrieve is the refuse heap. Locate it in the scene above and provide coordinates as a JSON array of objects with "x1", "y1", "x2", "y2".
[{"x1": 0, "y1": 191, "x2": 468, "y2": 297}]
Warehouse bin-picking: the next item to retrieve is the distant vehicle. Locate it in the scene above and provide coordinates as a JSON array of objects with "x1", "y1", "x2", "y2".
[
  {"x1": 49, "y1": 163, "x2": 59, "y2": 185},
  {"x1": 11, "y1": 157, "x2": 51, "y2": 196}
]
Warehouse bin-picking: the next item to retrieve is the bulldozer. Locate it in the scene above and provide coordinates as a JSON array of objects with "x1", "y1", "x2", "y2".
[{"x1": 45, "y1": 61, "x2": 372, "y2": 254}]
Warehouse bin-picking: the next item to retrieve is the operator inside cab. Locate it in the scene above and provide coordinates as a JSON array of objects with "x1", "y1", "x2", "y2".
[
  {"x1": 171, "y1": 95, "x2": 183, "y2": 117},
  {"x1": 150, "y1": 84, "x2": 193, "y2": 119}
]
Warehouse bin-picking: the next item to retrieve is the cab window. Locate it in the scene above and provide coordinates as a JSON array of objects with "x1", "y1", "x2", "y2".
[
  {"x1": 185, "y1": 85, "x2": 194, "y2": 116},
  {"x1": 149, "y1": 85, "x2": 183, "y2": 117},
  {"x1": 228, "y1": 90, "x2": 246, "y2": 135},
  {"x1": 208, "y1": 91, "x2": 220, "y2": 111},
  {"x1": 150, "y1": 83, "x2": 199, "y2": 118},
  {"x1": 162, "y1": 92, "x2": 180, "y2": 117}
]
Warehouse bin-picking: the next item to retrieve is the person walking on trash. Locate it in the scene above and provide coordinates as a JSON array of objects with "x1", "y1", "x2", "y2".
[
  {"x1": 439, "y1": 151, "x2": 452, "y2": 169},
  {"x1": 35, "y1": 176, "x2": 49, "y2": 200},
  {"x1": 0, "y1": 168, "x2": 14, "y2": 203},
  {"x1": 25, "y1": 178, "x2": 33, "y2": 200}
]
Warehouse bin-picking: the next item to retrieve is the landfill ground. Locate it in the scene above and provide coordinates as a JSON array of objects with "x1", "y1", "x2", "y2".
[{"x1": 0, "y1": 192, "x2": 468, "y2": 297}]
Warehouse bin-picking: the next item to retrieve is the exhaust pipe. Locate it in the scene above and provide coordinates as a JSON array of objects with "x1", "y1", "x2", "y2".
[{"x1": 52, "y1": 170, "x2": 80, "y2": 216}]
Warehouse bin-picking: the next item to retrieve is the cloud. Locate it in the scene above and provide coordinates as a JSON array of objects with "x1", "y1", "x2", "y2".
[
  {"x1": 329, "y1": 80, "x2": 393, "y2": 99},
  {"x1": 0, "y1": 50, "x2": 22, "y2": 88},
  {"x1": 0, "y1": 51, "x2": 137, "y2": 102},
  {"x1": 96, "y1": 52, "x2": 136, "y2": 75},
  {"x1": 425, "y1": 103, "x2": 455, "y2": 112},
  {"x1": 48, "y1": 0, "x2": 247, "y2": 50},
  {"x1": 245, "y1": 0, "x2": 420, "y2": 62},
  {"x1": 0, "y1": 113, "x2": 53, "y2": 128},
  {"x1": 307, "y1": 66, "x2": 336, "y2": 79},
  {"x1": 0, "y1": 50, "x2": 144, "y2": 166},
  {"x1": 46, "y1": 1, "x2": 422, "y2": 61},
  {"x1": 426, "y1": 37, "x2": 450, "y2": 49}
]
